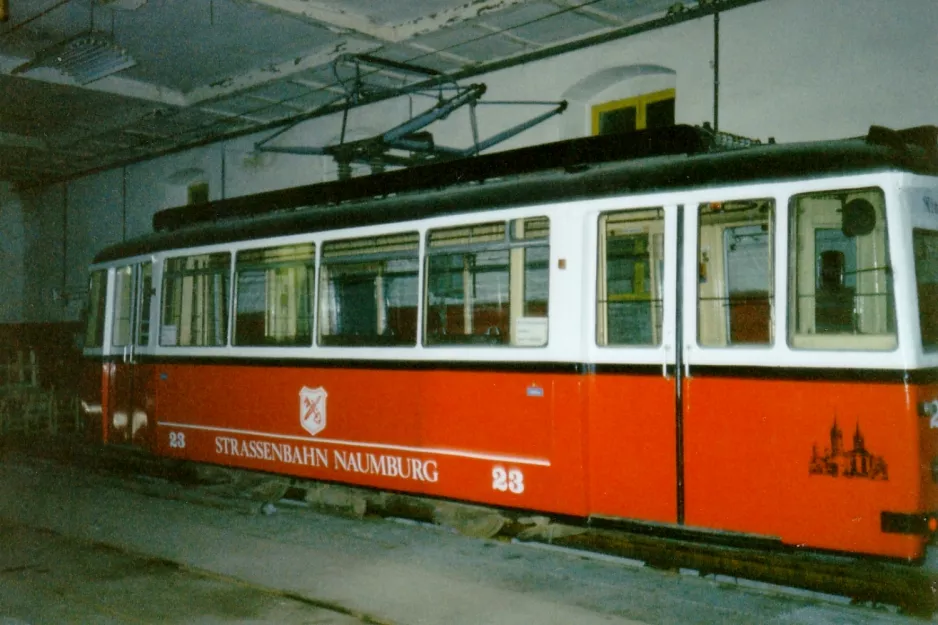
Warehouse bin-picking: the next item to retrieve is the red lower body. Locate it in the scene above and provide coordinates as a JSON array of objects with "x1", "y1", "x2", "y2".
[{"x1": 92, "y1": 359, "x2": 936, "y2": 560}]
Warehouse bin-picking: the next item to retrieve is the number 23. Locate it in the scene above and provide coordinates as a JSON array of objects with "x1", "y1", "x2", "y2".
[
  {"x1": 492, "y1": 466, "x2": 524, "y2": 494},
  {"x1": 168, "y1": 431, "x2": 186, "y2": 449}
]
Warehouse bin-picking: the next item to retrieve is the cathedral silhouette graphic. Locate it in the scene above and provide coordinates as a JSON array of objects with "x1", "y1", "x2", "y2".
[{"x1": 809, "y1": 418, "x2": 888, "y2": 480}]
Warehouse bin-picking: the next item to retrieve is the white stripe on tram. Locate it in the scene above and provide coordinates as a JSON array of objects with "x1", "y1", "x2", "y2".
[{"x1": 156, "y1": 421, "x2": 551, "y2": 467}]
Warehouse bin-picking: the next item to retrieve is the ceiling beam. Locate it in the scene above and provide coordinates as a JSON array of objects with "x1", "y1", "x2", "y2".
[
  {"x1": 0, "y1": 39, "x2": 377, "y2": 112},
  {"x1": 1, "y1": 41, "x2": 376, "y2": 109},
  {"x1": 549, "y1": 1, "x2": 632, "y2": 27},
  {"x1": 183, "y1": 38, "x2": 375, "y2": 105},
  {"x1": 247, "y1": 0, "x2": 389, "y2": 39},
  {"x1": 248, "y1": 0, "x2": 535, "y2": 42},
  {"x1": 0, "y1": 0, "x2": 568, "y2": 112},
  {"x1": 391, "y1": 0, "x2": 535, "y2": 40}
]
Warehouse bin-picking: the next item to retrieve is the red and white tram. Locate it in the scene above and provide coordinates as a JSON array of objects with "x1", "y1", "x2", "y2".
[{"x1": 82, "y1": 125, "x2": 938, "y2": 561}]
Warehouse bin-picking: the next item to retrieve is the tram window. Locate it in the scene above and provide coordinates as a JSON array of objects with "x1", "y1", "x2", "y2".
[
  {"x1": 234, "y1": 243, "x2": 315, "y2": 346},
  {"x1": 160, "y1": 253, "x2": 230, "y2": 347},
  {"x1": 597, "y1": 208, "x2": 663, "y2": 346},
  {"x1": 697, "y1": 199, "x2": 775, "y2": 347},
  {"x1": 913, "y1": 229, "x2": 938, "y2": 351},
  {"x1": 137, "y1": 263, "x2": 152, "y2": 347},
  {"x1": 113, "y1": 263, "x2": 153, "y2": 347},
  {"x1": 425, "y1": 217, "x2": 549, "y2": 347},
  {"x1": 112, "y1": 266, "x2": 133, "y2": 347},
  {"x1": 788, "y1": 188, "x2": 896, "y2": 350},
  {"x1": 318, "y1": 232, "x2": 418, "y2": 347},
  {"x1": 84, "y1": 270, "x2": 107, "y2": 348}
]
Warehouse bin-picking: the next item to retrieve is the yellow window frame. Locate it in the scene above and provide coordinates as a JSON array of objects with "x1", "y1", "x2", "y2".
[
  {"x1": 187, "y1": 181, "x2": 209, "y2": 205},
  {"x1": 591, "y1": 88, "x2": 675, "y2": 136}
]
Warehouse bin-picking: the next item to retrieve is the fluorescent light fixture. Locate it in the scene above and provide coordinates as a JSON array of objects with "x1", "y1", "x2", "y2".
[{"x1": 12, "y1": 32, "x2": 136, "y2": 85}]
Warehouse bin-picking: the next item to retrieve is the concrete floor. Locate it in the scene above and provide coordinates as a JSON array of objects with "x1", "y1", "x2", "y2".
[
  {"x1": 0, "y1": 519, "x2": 363, "y2": 624},
  {"x1": 0, "y1": 449, "x2": 928, "y2": 625}
]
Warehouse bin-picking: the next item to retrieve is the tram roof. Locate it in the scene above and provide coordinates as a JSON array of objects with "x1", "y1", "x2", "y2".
[{"x1": 94, "y1": 124, "x2": 938, "y2": 263}]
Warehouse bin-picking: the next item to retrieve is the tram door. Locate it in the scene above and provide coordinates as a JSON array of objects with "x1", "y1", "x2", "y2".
[
  {"x1": 589, "y1": 200, "x2": 774, "y2": 526},
  {"x1": 105, "y1": 262, "x2": 153, "y2": 448},
  {"x1": 588, "y1": 205, "x2": 680, "y2": 524},
  {"x1": 680, "y1": 197, "x2": 776, "y2": 530}
]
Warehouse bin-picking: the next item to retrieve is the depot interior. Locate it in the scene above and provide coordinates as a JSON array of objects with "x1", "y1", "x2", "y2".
[{"x1": 0, "y1": 0, "x2": 935, "y2": 406}]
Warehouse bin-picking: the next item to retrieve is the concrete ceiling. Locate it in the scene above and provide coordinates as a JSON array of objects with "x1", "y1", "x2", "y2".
[{"x1": 0, "y1": 0, "x2": 739, "y2": 188}]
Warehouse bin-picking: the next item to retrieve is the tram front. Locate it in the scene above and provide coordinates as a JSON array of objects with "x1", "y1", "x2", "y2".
[{"x1": 902, "y1": 181, "x2": 938, "y2": 554}]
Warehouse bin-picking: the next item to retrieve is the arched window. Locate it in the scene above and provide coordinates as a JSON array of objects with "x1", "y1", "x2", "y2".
[
  {"x1": 163, "y1": 167, "x2": 207, "y2": 208},
  {"x1": 592, "y1": 88, "x2": 675, "y2": 135},
  {"x1": 563, "y1": 64, "x2": 676, "y2": 139},
  {"x1": 187, "y1": 181, "x2": 209, "y2": 205}
]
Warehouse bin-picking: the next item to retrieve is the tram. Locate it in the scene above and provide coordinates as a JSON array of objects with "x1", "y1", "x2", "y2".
[{"x1": 81, "y1": 124, "x2": 938, "y2": 561}]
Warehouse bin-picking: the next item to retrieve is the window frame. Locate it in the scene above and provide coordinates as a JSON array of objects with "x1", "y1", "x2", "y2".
[
  {"x1": 696, "y1": 198, "x2": 776, "y2": 349},
  {"x1": 596, "y1": 206, "x2": 666, "y2": 347},
  {"x1": 317, "y1": 232, "x2": 421, "y2": 348},
  {"x1": 233, "y1": 243, "x2": 316, "y2": 347},
  {"x1": 424, "y1": 217, "x2": 550, "y2": 348},
  {"x1": 786, "y1": 186, "x2": 897, "y2": 352},
  {"x1": 159, "y1": 251, "x2": 232, "y2": 348},
  {"x1": 83, "y1": 269, "x2": 108, "y2": 350},
  {"x1": 591, "y1": 88, "x2": 676, "y2": 136}
]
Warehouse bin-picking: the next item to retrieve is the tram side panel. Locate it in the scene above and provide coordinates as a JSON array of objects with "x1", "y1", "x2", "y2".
[
  {"x1": 78, "y1": 359, "x2": 106, "y2": 442},
  {"x1": 80, "y1": 270, "x2": 107, "y2": 442},
  {"x1": 153, "y1": 361, "x2": 588, "y2": 516},
  {"x1": 677, "y1": 183, "x2": 936, "y2": 559},
  {"x1": 104, "y1": 360, "x2": 156, "y2": 448},
  {"x1": 908, "y1": 184, "x2": 938, "y2": 544},
  {"x1": 96, "y1": 359, "x2": 152, "y2": 449},
  {"x1": 586, "y1": 371, "x2": 678, "y2": 524},
  {"x1": 154, "y1": 362, "x2": 421, "y2": 486},
  {"x1": 915, "y1": 380, "x2": 938, "y2": 534},
  {"x1": 418, "y1": 367, "x2": 588, "y2": 515},
  {"x1": 683, "y1": 375, "x2": 925, "y2": 560}
]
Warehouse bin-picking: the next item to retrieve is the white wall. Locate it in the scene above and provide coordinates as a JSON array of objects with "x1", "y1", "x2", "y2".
[
  {"x1": 66, "y1": 170, "x2": 124, "y2": 302},
  {"x1": 0, "y1": 183, "x2": 25, "y2": 324},
  {"x1": 9, "y1": 0, "x2": 938, "y2": 324},
  {"x1": 19, "y1": 184, "x2": 65, "y2": 323},
  {"x1": 122, "y1": 145, "x2": 221, "y2": 240},
  {"x1": 446, "y1": 14, "x2": 712, "y2": 148},
  {"x1": 720, "y1": 0, "x2": 938, "y2": 141}
]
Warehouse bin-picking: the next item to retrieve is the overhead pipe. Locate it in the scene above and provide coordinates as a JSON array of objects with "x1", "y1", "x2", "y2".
[
  {"x1": 61, "y1": 182, "x2": 68, "y2": 310},
  {"x1": 713, "y1": 11, "x2": 720, "y2": 132},
  {"x1": 121, "y1": 166, "x2": 127, "y2": 241}
]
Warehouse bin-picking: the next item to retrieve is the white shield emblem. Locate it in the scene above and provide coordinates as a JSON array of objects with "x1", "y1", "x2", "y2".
[{"x1": 299, "y1": 386, "x2": 327, "y2": 436}]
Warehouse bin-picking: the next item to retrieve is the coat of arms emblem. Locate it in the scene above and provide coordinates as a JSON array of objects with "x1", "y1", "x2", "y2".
[{"x1": 299, "y1": 386, "x2": 327, "y2": 436}]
